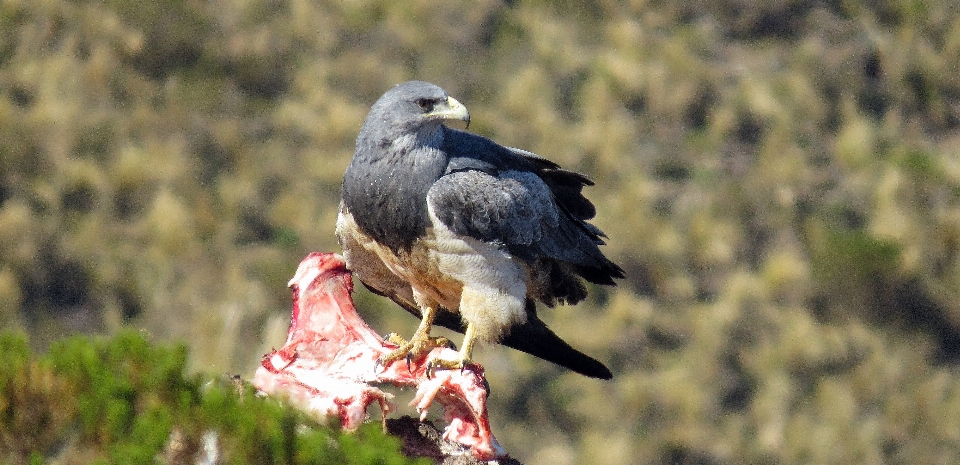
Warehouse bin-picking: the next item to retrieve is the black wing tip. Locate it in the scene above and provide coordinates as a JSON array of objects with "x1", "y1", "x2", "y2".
[{"x1": 577, "y1": 261, "x2": 626, "y2": 286}]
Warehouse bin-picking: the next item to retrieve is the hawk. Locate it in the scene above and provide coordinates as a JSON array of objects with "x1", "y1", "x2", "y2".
[{"x1": 337, "y1": 81, "x2": 623, "y2": 379}]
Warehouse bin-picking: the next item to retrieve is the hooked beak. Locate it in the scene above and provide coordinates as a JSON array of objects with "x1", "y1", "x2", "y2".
[{"x1": 430, "y1": 96, "x2": 470, "y2": 130}]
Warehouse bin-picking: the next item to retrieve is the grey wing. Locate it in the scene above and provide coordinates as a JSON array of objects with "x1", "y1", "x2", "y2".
[{"x1": 427, "y1": 169, "x2": 610, "y2": 279}]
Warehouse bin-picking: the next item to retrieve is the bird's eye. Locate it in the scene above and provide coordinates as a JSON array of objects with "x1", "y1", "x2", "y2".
[{"x1": 416, "y1": 99, "x2": 435, "y2": 112}]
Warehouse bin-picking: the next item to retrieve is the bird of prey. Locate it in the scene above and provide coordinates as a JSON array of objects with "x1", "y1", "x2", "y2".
[{"x1": 336, "y1": 81, "x2": 623, "y2": 379}]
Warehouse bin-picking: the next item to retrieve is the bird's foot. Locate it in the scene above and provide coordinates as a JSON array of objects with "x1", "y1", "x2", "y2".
[
  {"x1": 425, "y1": 354, "x2": 481, "y2": 379},
  {"x1": 378, "y1": 332, "x2": 455, "y2": 373}
]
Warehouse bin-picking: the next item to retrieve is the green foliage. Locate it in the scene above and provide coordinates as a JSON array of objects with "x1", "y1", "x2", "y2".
[{"x1": 0, "y1": 331, "x2": 427, "y2": 465}]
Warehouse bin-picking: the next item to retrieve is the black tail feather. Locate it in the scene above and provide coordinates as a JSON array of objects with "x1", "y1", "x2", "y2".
[
  {"x1": 441, "y1": 298, "x2": 612, "y2": 379},
  {"x1": 500, "y1": 314, "x2": 613, "y2": 379}
]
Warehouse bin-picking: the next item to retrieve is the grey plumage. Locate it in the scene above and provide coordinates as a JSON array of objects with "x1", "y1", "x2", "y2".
[{"x1": 338, "y1": 81, "x2": 623, "y2": 379}]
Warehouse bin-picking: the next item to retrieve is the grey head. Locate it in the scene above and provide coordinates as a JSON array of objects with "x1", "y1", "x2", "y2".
[{"x1": 355, "y1": 81, "x2": 470, "y2": 155}]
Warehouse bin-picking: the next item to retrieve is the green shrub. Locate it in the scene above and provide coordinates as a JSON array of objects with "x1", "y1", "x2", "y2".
[{"x1": 0, "y1": 330, "x2": 427, "y2": 465}]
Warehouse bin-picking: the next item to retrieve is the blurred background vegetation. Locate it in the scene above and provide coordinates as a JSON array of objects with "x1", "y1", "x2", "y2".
[{"x1": 2, "y1": 0, "x2": 960, "y2": 463}]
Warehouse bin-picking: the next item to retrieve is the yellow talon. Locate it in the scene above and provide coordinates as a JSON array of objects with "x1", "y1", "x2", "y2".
[
  {"x1": 424, "y1": 323, "x2": 478, "y2": 378},
  {"x1": 378, "y1": 309, "x2": 483, "y2": 379},
  {"x1": 378, "y1": 305, "x2": 455, "y2": 372},
  {"x1": 381, "y1": 333, "x2": 452, "y2": 366}
]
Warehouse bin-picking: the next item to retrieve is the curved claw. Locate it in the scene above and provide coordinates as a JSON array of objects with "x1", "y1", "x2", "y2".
[
  {"x1": 373, "y1": 354, "x2": 423, "y2": 375},
  {"x1": 425, "y1": 355, "x2": 473, "y2": 379},
  {"x1": 383, "y1": 332, "x2": 404, "y2": 347},
  {"x1": 378, "y1": 332, "x2": 454, "y2": 375}
]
